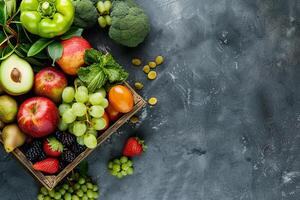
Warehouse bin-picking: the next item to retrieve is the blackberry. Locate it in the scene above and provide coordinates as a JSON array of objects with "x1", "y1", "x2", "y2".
[
  {"x1": 25, "y1": 148, "x2": 39, "y2": 162},
  {"x1": 21, "y1": 141, "x2": 31, "y2": 152},
  {"x1": 34, "y1": 140, "x2": 42, "y2": 146},
  {"x1": 71, "y1": 143, "x2": 86, "y2": 155},
  {"x1": 24, "y1": 140, "x2": 44, "y2": 162},
  {"x1": 55, "y1": 131, "x2": 76, "y2": 147},
  {"x1": 61, "y1": 150, "x2": 76, "y2": 163},
  {"x1": 54, "y1": 131, "x2": 63, "y2": 140}
]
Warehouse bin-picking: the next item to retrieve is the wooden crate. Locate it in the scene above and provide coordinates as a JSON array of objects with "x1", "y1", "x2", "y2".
[{"x1": 0, "y1": 82, "x2": 146, "y2": 190}]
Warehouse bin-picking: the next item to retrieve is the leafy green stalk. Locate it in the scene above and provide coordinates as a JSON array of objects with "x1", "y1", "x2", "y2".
[
  {"x1": 78, "y1": 63, "x2": 108, "y2": 92},
  {"x1": 78, "y1": 49, "x2": 128, "y2": 93}
]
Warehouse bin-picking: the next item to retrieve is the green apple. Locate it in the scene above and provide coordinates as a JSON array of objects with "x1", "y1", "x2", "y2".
[{"x1": 0, "y1": 54, "x2": 34, "y2": 95}]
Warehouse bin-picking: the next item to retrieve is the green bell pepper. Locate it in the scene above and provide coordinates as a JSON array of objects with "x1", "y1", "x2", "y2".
[{"x1": 20, "y1": 0, "x2": 75, "y2": 38}]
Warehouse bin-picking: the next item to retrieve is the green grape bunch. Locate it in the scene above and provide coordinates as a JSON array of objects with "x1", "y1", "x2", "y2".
[
  {"x1": 58, "y1": 79, "x2": 109, "y2": 149},
  {"x1": 38, "y1": 172, "x2": 99, "y2": 200},
  {"x1": 108, "y1": 156, "x2": 134, "y2": 179}
]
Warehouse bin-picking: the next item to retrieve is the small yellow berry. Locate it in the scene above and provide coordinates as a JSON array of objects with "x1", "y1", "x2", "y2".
[
  {"x1": 143, "y1": 65, "x2": 150, "y2": 73},
  {"x1": 148, "y1": 61, "x2": 157, "y2": 68},
  {"x1": 130, "y1": 116, "x2": 139, "y2": 123},
  {"x1": 134, "y1": 82, "x2": 144, "y2": 90},
  {"x1": 132, "y1": 58, "x2": 142, "y2": 66},
  {"x1": 155, "y1": 56, "x2": 164, "y2": 65},
  {"x1": 148, "y1": 97, "x2": 158, "y2": 106},
  {"x1": 147, "y1": 71, "x2": 157, "y2": 80}
]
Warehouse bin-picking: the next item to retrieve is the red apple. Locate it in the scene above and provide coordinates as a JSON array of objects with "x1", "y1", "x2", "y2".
[
  {"x1": 57, "y1": 36, "x2": 92, "y2": 75},
  {"x1": 34, "y1": 67, "x2": 67, "y2": 103},
  {"x1": 17, "y1": 97, "x2": 59, "y2": 138}
]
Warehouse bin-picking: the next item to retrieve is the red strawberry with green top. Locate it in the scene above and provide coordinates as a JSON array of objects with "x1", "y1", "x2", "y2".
[
  {"x1": 43, "y1": 137, "x2": 64, "y2": 157},
  {"x1": 33, "y1": 158, "x2": 59, "y2": 174},
  {"x1": 123, "y1": 137, "x2": 147, "y2": 157}
]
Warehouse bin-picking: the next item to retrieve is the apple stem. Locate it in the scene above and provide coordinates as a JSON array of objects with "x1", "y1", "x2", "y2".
[{"x1": 32, "y1": 103, "x2": 38, "y2": 114}]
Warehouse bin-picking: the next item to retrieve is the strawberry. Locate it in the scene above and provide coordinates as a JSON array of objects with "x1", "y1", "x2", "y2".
[
  {"x1": 123, "y1": 137, "x2": 147, "y2": 157},
  {"x1": 43, "y1": 137, "x2": 64, "y2": 157},
  {"x1": 33, "y1": 158, "x2": 59, "y2": 174}
]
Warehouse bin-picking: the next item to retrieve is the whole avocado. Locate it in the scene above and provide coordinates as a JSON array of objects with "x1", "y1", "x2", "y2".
[
  {"x1": 109, "y1": 0, "x2": 150, "y2": 47},
  {"x1": 72, "y1": 0, "x2": 99, "y2": 28}
]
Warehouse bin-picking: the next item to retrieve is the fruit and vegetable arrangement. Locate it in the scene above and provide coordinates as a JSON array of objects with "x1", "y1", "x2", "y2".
[
  {"x1": 0, "y1": 0, "x2": 162, "y2": 197},
  {"x1": 0, "y1": 45, "x2": 136, "y2": 174}
]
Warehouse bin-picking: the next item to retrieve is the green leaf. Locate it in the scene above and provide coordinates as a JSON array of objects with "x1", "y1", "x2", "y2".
[
  {"x1": 84, "y1": 49, "x2": 103, "y2": 65},
  {"x1": 78, "y1": 64, "x2": 107, "y2": 92},
  {"x1": 77, "y1": 161, "x2": 89, "y2": 176},
  {"x1": 0, "y1": 45, "x2": 15, "y2": 60},
  {"x1": 103, "y1": 65, "x2": 128, "y2": 83},
  {"x1": 5, "y1": 0, "x2": 16, "y2": 18},
  {"x1": 47, "y1": 41, "x2": 63, "y2": 66},
  {"x1": 60, "y1": 27, "x2": 84, "y2": 40},
  {"x1": 27, "y1": 38, "x2": 54, "y2": 57},
  {"x1": 102, "y1": 53, "x2": 128, "y2": 82},
  {"x1": 0, "y1": 0, "x2": 7, "y2": 26},
  {"x1": 18, "y1": 43, "x2": 48, "y2": 59}
]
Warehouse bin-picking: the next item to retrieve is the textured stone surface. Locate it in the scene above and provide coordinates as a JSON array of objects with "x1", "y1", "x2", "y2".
[{"x1": 1, "y1": 0, "x2": 300, "y2": 199}]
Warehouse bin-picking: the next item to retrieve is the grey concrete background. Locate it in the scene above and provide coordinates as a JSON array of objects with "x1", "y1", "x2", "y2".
[{"x1": 1, "y1": 0, "x2": 300, "y2": 199}]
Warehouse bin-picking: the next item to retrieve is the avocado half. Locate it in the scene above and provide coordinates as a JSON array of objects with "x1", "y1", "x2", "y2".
[{"x1": 0, "y1": 54, "x2": 34, "y2": 96}]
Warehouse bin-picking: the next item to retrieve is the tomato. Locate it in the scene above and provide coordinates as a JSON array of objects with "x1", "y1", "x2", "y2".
[
  {"x1": 108, "y1": 85, "x2": 134, "y2": 113},
  {"x1": 105, "y1": 104, "x2": 121, "y2": 121},
  {"x1": 102, "y1": 111, "x2": 110, "y2": 130}
]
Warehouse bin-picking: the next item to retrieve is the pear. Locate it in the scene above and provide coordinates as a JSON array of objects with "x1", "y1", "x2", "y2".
[
  {"x1": 0, "y1": 95, "x2": 18, "y2": 123},
  {"x1": 1, "y1": 124, "x2": 26, "y2": 153}
]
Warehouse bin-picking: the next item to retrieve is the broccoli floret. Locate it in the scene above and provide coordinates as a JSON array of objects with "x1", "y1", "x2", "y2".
[
  {"x1": 72, "y1": 0, "x2": 98, "y2": 29},
  {"x1": 108, "y1": 0, "x2": 150, "y2": 47}
]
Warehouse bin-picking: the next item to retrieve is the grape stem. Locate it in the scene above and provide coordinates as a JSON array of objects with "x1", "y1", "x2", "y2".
[{"x1": 85, "y1": 112, "x2": 92, "y2": 125}]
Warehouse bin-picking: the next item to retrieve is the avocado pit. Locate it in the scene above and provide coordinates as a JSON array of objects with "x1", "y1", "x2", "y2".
[{"x1": 11, "y1": 68, "x2": 22, "y2": 83}]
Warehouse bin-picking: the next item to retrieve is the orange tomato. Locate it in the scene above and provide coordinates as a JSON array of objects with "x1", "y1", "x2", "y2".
[
  {"x1": 108, "y1": 85, "x2": 134, "y2": 113},
  {"x1": 105, "y1": 104, "x2": 121, "y2": 121},
  {"x1": 102, "y1": 111, "x2": 110, "y2": 130}
]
